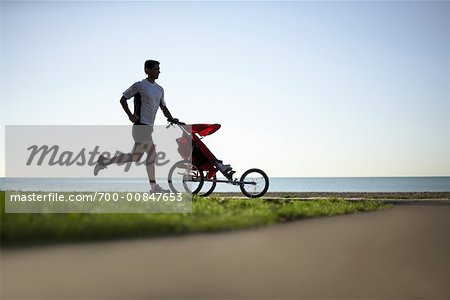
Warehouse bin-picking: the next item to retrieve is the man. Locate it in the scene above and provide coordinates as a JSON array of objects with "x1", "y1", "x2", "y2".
[{"x1": 94, "y1": 60, "x2": 175, "y2": 193}]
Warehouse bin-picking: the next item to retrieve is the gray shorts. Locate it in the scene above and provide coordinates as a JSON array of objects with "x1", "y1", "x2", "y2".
[{"x1": 131, "y1": 124, "x2": 154, "y2": 155}]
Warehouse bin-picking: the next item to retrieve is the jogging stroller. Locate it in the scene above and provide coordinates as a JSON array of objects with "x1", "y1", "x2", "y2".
[{"x1": 167, "y1": 121, "x2": 269, "y2": 198}]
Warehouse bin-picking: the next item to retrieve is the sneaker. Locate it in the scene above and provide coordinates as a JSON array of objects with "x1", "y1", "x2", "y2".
[
  {"x1": 225, "y1": 170, "x2": 236, "y2": 180},
  {"x1": 150, "y1": 184, "x2": 170, "y2": 193},
  {"x1": 216, "y1": 162, "x2": 232, "y2": 173},
  {"x1": 94, "y1": 155, "x2": 107, "y2": 176}
]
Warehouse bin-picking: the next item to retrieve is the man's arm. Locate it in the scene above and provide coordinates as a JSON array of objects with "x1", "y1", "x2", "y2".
[
  {"x1": 160, "y1": 104, "x2": 175, "y2": 122},
  {"x1": 120, "y1": 96, "x2": 139, "y2": 123}
]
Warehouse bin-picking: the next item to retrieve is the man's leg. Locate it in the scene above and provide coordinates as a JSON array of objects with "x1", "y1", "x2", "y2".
[
  {"x1": 143, "y1": 140, "x2": 156, "y2": 187},
  {"x1": 94, "y1": 125, "x2": 151, "y2": 175},
  {"x1": 141, "y1": 135, "x2": 170, "y2": 193},
  {"x1": 94, "y1": 142, "x2": 147, "y2": 175},
  {"x1": 109, "y1": 141, "x2": 149, "y2": 164}
]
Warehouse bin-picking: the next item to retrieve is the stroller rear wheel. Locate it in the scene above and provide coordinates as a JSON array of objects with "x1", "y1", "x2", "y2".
[
  {"x1": 239, "y1": 168, "x2": 269, "y2": 198},
  {"x1": 199, "y1": 173, "x2": 217, "y2": 197},
  {"x1": 168, "y1": 160, "x2": 204, "y2": 194}
]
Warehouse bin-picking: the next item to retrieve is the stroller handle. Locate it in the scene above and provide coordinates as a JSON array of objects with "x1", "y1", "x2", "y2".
[
  {"x1": 167, "y1": 118, "x2": 185, "y2": 126},
  {"x1": 167, "y1": 119, "x2": 191, "y2": 137},
  {"x1": 166, "y1": 119, "x2": 184, "y2": 128}
]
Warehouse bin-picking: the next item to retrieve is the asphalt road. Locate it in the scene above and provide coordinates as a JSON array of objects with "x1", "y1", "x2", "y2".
[{"x1": 2, "y1": 204, "x2": 449, "y2": 299}]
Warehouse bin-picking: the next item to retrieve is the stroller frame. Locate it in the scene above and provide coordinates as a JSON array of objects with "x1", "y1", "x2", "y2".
[{"x1": 167, "y1": 121, "x2": 269, "y2": 198}]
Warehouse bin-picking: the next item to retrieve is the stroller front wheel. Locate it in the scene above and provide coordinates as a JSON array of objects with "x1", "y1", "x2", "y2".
[{"x1": 239, "y1": 168, "x2": 269, "y2": 198}]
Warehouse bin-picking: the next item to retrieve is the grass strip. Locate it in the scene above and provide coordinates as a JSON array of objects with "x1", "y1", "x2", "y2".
[{"x1": 0, "y1": 191, "x2": 389, "y2": 247}]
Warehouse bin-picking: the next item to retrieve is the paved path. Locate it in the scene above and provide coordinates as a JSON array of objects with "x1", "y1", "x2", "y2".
[{"x1": 2, "y1": 204, "x2": 450, "y2": 299}]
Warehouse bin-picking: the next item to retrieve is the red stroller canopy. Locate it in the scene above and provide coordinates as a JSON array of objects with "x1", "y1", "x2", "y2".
[{"x1": 191, "y1": 124, "x2": 221, "y2": 137}]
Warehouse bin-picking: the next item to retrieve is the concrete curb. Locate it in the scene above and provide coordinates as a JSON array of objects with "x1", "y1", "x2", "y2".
[{"x1": 219, "y1": 197, "x2": 450, "y2": 205}]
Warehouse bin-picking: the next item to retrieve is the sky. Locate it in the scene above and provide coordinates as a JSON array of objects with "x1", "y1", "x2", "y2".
[{"x1": 1, "y1": 1, "x2": 449, "y2": 178}]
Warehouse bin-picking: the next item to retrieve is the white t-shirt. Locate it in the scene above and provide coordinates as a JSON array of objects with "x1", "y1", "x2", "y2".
[{"x1": 123, "y1": 79, "x2": 166, "y2": 125}]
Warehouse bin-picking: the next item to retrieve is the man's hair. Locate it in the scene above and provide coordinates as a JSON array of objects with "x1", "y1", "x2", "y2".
[{"x1": 144, "y1": 60, "x2": 160, "y2": 70}]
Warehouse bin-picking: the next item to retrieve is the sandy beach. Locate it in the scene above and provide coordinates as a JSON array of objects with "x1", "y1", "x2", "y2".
[{"x1": 1, "y1": 202, "x2": 449, "y2": 299}]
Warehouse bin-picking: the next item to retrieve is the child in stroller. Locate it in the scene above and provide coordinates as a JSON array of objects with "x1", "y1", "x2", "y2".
[{"x1": 176, "y1": 123, "x2": 234, "y2": 178}]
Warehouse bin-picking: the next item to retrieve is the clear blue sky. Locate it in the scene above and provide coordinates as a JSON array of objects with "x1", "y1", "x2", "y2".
[{"x1": 1, "y1": 1, "x2": 449, "y2": 177}]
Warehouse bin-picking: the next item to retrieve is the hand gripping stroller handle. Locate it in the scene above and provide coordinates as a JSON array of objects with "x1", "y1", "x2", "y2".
[{"x1": 166, "y1": 119, "x2": 186, "y2": 128}]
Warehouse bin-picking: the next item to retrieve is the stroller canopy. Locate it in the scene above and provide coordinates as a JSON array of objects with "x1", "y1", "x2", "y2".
[{"x1": 192, "y1": 124, "x2": 221, "y2": 137}]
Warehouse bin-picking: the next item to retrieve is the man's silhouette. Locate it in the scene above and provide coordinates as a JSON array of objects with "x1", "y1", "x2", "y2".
[{"x1": 94, "y1": 60, "x2": 176, "y2": 192}]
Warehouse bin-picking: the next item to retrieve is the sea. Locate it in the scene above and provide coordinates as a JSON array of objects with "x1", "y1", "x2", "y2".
[{"x1": 1, "y1": 177, "x2": 449, "y2": 193}]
